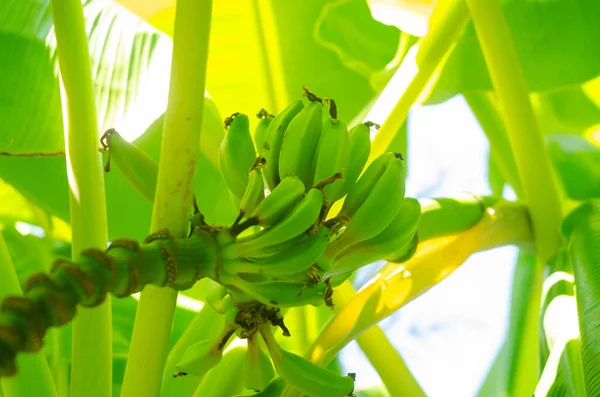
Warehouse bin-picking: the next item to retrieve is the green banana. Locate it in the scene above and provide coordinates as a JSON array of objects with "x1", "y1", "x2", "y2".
[
  {"x1": 249, "y1": 176, "x2": 305, "y2": 227},
  {"x1": 219, "y1": 272, "x2": 327, "y2": 308},
  {"x1": 341, "y1": 152, "x2": 395, "y2": 217},
  {"x1": 344, "y1": 123, "x2": 372, "y2": 194},
  {"x1": 418, "y1": 195, "x2": 497, "y2": 241},
  {"x1": 205, "y1": 280, "x2": 229, "y2": 314},
  {"x1": 238, "y1": 157, "x2": 267, "y2": 221},
  {"x1": 263, "y1": 101, "x2": 305, "y2": 190},
  {"x1": 336, "y1": 197, "x2": 420, "y2": 259},
  {"x1": 233, "y1": 377, "x2": 287, "y2": 397},
  {"x1": 175, "y1": 324, "x2": 234, "y2": 377},
  {"x1": 327, "y1": 153, "x2": 406, "y2": 257},
  {"x1": 225, "y1": 227, "x2": 330, "y2": 277},
  {"x1": 220, "y1": 113, "x2": 257, "y2": 199},
  {"x1": 260, "y1": 326, "x2": 355, "y2": 397},
  {"x1": 327, "y1": 233, "x2": 418, "y2": 280},
  {"x1": 223, "y1": 188, "x2": 324, "y2": 258},
  {"x1": 192, "y1": 346, "x2": 247, "y2": 397},
  {"x1": 278, "y1": 99, "x2": 323, "y2": 190},
  {"x1": 313, "y1": 101, "x2": 350, "y2": 206},
  {"x1": 243, "y1": 336, "x2": 275, "y2": 391},
  {"x1": 100, "y1": 128, "x2": 158, "y2": 202},
  {"x1": 326, "y1": 198, "x2": 420, "y2": 277},
  {"x1": 254, "y1": 109, "x2": 274, "y2": 154}
]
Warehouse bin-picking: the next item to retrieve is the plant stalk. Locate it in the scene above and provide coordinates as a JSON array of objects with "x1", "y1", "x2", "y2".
[
  {"x1": 0, "y1": 232, "x2": 57, "y2": 397},
  {"x1": 464, "y1": 0, "x2": 562, "y2": 262},
  {"x1": 120, "y1": 1, "x2": 213, "y2": 395},
  {"x1": 369, "y1": 0, "x2": 469, "y2": 161},
  {"x1": 337, "y1": 282, "x2": 426, "y2": 397},
  {"x1": 49, "y1": 0, "x2": 111, "y2": 395}
]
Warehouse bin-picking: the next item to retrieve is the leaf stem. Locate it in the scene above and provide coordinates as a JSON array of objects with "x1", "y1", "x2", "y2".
[
  {"x1": 0, "y1": 232, "x2": 57, "y2": 397},
  {"x1": 464, "y1": 0, "x2": 562, "y2": 262},
  {"x1": 120, "y1": 1, "x2": 213, "y2": 395},
  {"x1": 370, "y1": 0, "x2": 469, "y2": 161},
  {"x1": 49, "y1": 0, "x2": 111, "y2": 395}
]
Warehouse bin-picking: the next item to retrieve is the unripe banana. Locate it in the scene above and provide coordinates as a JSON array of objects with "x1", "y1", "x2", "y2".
[
  {"x1": 238, "y1": 157, "x2": 267, "y2": 220},
  {"x1": 249, "y1": 176, "x2": 305, "y2": 227},
  {"x1": 205, "y1": 280, "x2": 229, "y2": 314},
  {"x1": 220, "y1": 113, "x2": 257, "y2": 199},
  {"x1": 225, "y1": 227, "x2": 330, "y2": 277},
  {"x1": 224, "y1": 188, "x2": 324, "y2": 258},
  {"x1": 334, "y1": 197, "x2": 421, "y2": 260},
  {"x1": 192, "y1": 346, "x2": 247, "y2": 397},
  {"x1": 254, "y1": 109, "x2": 274, "y2": 154},
  {"x1": 233, "y1": 377, "x2": 287, "y2": 397},
  {"x1": 175, "y1": 325, "x2": 233, "y2": 377},
  {"x1": 100, "y1": 128, "x2": 158, "y2": 202},
  {"x1": 313, "y1": 101, "x2": 350, "y2": 206},
  {"x1": 278, "y1": 100, "x2": 323, "y2": 190},
  {"x1": 243, "y1": 336, "x2": 275, "y2": 391},
  {"x1": 328, "y1": 153, "x2": 406, "y2": 257},
  {"x1": 219, "y1": 272, "x2": 327, "y2": 308},
  {"x1": 343, "y1": 123, "x2": 372, "y2": 194},
  {"x1": 263, "y1": 101, "x2": 305, "y2": 189},
  {"x1": 341, "y1": 152, "x2": 395, "y2": 218},
  {"x1": 260, "y1": 326, "x2": 355, "y2": 397}
]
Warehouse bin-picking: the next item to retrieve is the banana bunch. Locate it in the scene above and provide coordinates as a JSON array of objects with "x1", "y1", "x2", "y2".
[{"x1": 213, "y1": 88, "x2": 419, "y2": 306}]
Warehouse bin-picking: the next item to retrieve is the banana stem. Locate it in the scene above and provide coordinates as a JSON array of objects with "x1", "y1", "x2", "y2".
[
  {"x1": 369, "y1": 0, "x2": 469, "y2": 161},
  {"x1": 121, "y1": 1, "x2": 213, "y2": 395},
  {"x1": 49, "y1": 0, "x2": 111, "y2": 395},
  {"x1": 464, "y1": 0, "x2": 562, "y2": 263},
  {"x1": 0, "y1": 232, "x2": 57, "y2": 397}
]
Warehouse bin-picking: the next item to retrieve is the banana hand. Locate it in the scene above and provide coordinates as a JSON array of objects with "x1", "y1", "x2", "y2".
[
  {"x1": 327, "y1": 153, "x2": 406, "y2": 257},
  {"x1": 224, "y1": 188, "x2": 324, "y2": 258},
  {"x1": 220, "y1": 113, "x2": 257, "y2": 199},
  {"x1": 219, "y1": 272, "x2": 326, "y2": 308},
  {"x1": 226, "y1": 227, "x2": 330, "y2": 278}
]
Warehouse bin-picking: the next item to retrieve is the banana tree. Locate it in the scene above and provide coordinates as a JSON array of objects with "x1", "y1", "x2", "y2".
[{"x1": 0, "y1": 0, "x2": 598, "y2": 396}]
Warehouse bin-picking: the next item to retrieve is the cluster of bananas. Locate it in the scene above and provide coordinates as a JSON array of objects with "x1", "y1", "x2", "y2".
[
  {"x1": 213, "y1": 88, "x2": 420, "y2": 308},
  {"x1": 174, "y1": 285, "x2": 356, "y2": 397}
]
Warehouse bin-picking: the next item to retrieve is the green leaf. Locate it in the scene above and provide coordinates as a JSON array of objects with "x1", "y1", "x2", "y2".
[
  {"x1": 534, "y1": 82, "x2": 600, "y2": 135},
  {"x1": 562, "y1": 200, "x2": 600, "y2": 396},
  {"x1": 427, "y1": 0, "x2": 600, "y2": 104},
  {"x1": 547, "y1": 134, "x2": 600, "y2": 200},
  {"x1": 0, "y1": 0, "x2": 173, "y2": 155},
  {"x1": 118, "y1": 0, "x2": 401, "y2": 121}
]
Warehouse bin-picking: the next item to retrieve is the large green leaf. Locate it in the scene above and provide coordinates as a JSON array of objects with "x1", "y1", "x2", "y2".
[
  {"x1": 547, "y1": 134, "x2": 600, "y2": 201},
  {"x1": 0, "y1": 0, "x2": 173, "y2": 155},
  {"x1": 0, "y1": 0, "x2": 235, "y2": 240},
  {"x1": 118, "y1": 0, "x2": 401, "y2": 122},
  {"x1": 427, "y1": 0, "x2": 600, "y2": 104},
  {"x1": 562, "y1": 200, "x2": 600, "y2": 396}
]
